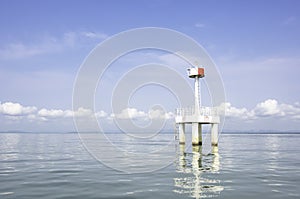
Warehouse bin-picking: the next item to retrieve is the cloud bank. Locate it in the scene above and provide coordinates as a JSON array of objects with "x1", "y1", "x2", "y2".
[
  {"x1": 223, "y1": 99, "x2": 300, "y2": 120},
  {"x1": 0, "y1": 102, "x2": 37, "y2": 116},
  {"x1": 0, "y1": 102, "x2": 173, "y2": 122},
  {"x1": 1, "y1": 99, "x2": 300, "y2": 131}
]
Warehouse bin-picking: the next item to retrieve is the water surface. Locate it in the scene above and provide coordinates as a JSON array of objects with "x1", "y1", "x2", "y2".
[{"x1": 0, "y1": 133, "x2": 299, "y2": 198}]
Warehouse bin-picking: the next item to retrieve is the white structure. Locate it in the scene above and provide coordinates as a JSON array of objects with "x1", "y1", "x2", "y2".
[{"x1": 175, "y1": 67, "x2": 220, "y2": 146}]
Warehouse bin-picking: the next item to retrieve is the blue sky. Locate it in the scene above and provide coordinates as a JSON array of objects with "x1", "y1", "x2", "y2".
[{"x1": 0, "y1": 0, "x2": 300, "y2": 132}]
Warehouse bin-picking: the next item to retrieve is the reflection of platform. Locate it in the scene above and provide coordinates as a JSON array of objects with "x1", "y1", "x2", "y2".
[{"x1": 173, "y1": 145, "x2": 223, "y2": 199}]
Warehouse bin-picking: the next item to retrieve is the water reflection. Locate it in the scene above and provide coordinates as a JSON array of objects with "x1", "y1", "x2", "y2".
[
  {"x1": 174, "y1": 145, "x2": 223, "y2": 198},
  {"x1": 0, "y1": 134, "x2": 21, "y2": 177},
  {"x1": 0, "y1": 133, "x2": 20, "y2": 161},
  {"x1": 263, "y1": 135, "x2": 284, "y2": 193}
]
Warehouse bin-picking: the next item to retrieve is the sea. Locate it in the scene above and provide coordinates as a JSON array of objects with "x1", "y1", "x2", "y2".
[{"x1": 0, "y1": 132, "x2": 299, "y2": 199}]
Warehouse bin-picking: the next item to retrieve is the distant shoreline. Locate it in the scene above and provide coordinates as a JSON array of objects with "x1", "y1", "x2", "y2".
[{"x1": 1, "y1": 131, "x2": 300, "y2": 134}]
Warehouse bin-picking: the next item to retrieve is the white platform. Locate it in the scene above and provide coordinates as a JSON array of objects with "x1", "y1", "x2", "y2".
[
  {"x1": 175, "y1": 107, "x2": 220, "y2": 146},
  {"x1": 175, "y1": 107, "x2": 220, "y2": 124}
]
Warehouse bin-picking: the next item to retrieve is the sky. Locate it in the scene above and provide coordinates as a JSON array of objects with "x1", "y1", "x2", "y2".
[{"x1": 0, "y1": 0, "x2": 300, "y2": 132}]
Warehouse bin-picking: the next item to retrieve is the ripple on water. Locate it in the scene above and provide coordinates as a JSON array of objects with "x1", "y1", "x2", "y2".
[{"x1": 0, "y1": 192, "x2": 14, "y2": 196}]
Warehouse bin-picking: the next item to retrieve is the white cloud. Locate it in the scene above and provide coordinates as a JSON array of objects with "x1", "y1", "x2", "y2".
[
  {"x1": 81, "y1": 32, "x2": 108, "y2": 40},
  {"x1": 0, "y1": 31, "x2": 108, "y2": 59},
  {"x1": 149, "y1": 109, "x2": 163, "y2": 119},
  {"x1": 27, "y1": 113, "x2": 47, "y2": 122},
  {"x1": 158, "y1": 53, "x2": 188, "y2": 68},
  {"x1": 222, "y1": 99, "x2": 300, "y2": 120},
  {"x1": 73, "y1": 107, "x2": 93, "y2": 117},
  {"x1": 221, "y1": 102, "x2": 252, "y2": 119},
  {"x1": 63, "y1": 32, "x2": 77, "y2": 47},
  {"x1": 0, "y1": 101, "x2": 108, "y2": 123},
  {"x1": 38, "y1": 108, "x2": 66, "y2": 118},
  {"x1": 148, "y1": 109, "x2": 175, "y2": 120},
  {"x1": 195, "y1": 23, "x2": 205, "y2": 28},
  {"x1": 95, "y1": 110, "x2": 108, "y2": 118},
  {"x1": 37, "y1": 107, "x2": 107, "y2": 120},
  {"x1": 0, "y1": 42, "x2": 56, "y2": 59},
  {"x1": 1, "y1": 100, "x2": 299, "y2": 122},
  {"x1": 112, "y1": 108, "x2": 175, "y2": 121},
  {"x1": 218, "y1": 55, "x2": 300, "y2": 76},
  {"x1": 253, "y1": 99, "x2": 283, "y2": 117},
  {"x1": 0, "y1": 102, "x2": 37, "y2": 116},
  {"x1": 1, "y1": 100, "x2": 300, "y2": 131},
  {"x1": 165, "y1": 111, "x2": 175, "y2": 119},
  {"x1": 114, "y1": 108, "x2": 147, "y2": 119}
]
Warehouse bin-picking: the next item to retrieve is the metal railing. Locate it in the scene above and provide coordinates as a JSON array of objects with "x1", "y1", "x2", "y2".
[{"x1": 176, "y1": 107, "x2": 218, "y2": 117}]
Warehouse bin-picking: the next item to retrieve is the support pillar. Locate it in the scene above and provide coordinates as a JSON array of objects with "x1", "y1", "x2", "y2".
[
  {"x1": 195, "y1": 77, "x2": 200, "y2": 111},
  {"x1": 211, "y1": 123, "x2": 218, "y2": 146},
  {"x1": 192, "y1": 123, "x2": 202, "y2": 145},
  {"x1": 179, "y1": 123, "x2": 185, "y2": 144}
]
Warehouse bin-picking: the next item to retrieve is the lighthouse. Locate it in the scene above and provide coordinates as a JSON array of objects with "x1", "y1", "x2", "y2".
[{"x1": 175, "y1": 66, "x2": 220, "y2": 146}]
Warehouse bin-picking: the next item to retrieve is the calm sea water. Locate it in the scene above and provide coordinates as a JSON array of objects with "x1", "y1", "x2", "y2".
[{"x1": 0, "y1": 132, "x2": 299, "y2": 198}]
